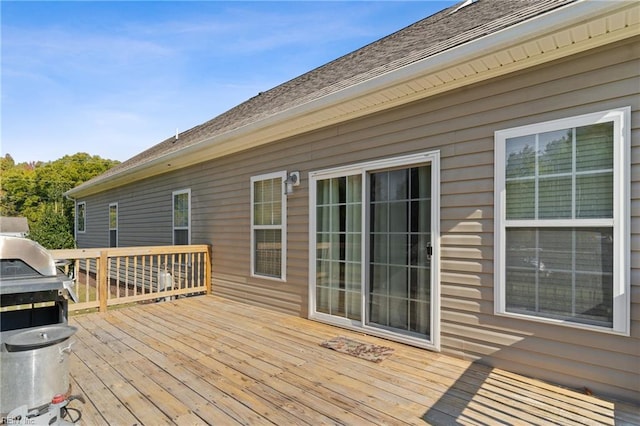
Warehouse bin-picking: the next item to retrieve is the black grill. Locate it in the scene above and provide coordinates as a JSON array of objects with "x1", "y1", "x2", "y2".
[{"x1": 0, "y1": 237, "x2": 73, "y2": 334}]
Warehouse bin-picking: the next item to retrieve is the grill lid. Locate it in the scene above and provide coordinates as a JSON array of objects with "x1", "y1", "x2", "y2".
[
  {"x1": 0, "y1": 236, "x2": 56, "y2": 277},
  {"x1": 0, "y1": 236, "x2": 72, "y2": 298}
]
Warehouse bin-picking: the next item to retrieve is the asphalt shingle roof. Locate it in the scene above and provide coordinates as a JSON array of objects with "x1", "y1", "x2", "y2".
[{"x1": 74, "y1": 0, "x2": 576, "y2": 191}]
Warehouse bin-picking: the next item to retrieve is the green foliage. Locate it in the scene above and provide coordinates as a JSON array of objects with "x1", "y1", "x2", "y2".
[
  {"x1": 27, "y1": 205, "x2": 76, "y2": 249},
  {"x1": 1, "y1": 154, "x2": 15, "y2": 171},
  {"x1": 1, "y1": 152, "x2": 120, "y2": 249},
  {"x1": 1, "y1": 164, "x2": 37, "y2": 218}
]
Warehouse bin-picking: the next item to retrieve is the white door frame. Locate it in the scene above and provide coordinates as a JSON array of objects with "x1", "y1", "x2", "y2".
[{"x1": 308, "y1": 150, "x2": 440, "y2": 351}]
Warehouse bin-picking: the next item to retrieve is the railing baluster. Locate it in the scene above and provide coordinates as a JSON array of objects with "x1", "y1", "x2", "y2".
[
  {"x1": 74, "y1": 259, "x2": 81, "y2": 303},
  {"x1": 178, "y1": 253, "x2": 184, "y2": 292},
  {"x1": 99, "y1": 251, "x2": 108, "y2": 312},
  {"x1": 50, "y1": 245, "x2": 210, "y2": 312},
  {"x1": 152, "y1": 255, "x2": 157, "y2": 294},
  {"x1": 170, "y1": 253, "x2": 175, "y2": 290},
  {"x1": 194, "y1": 253, "x2": 198, "y2": 288},
  {"x1": 116, "y1": 257, "x2": 120, "y2": 299},
  {"x1": 106, "y1": 256, "x2": 110, "y2": 301},
  {"x1": 142, "y1": 256, "x2": 146, "y2": 295},
  {"x1": 208, "y1": 247, "x2": 211, "y2": 291},
  {"x1": 89, "y1": 258, "x2": 93, "y2": 303},
  {"x1": 133, "y1": 256, "x2": 138, "y2": 296},
  {"x1": 125, "y1": 257, "x2": 130, "y2": 298}
]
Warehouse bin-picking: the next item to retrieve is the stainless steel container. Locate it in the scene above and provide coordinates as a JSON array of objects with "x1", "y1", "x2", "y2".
[{"x1": 1, "y1": 326, "x2": 76, "y2": 414}]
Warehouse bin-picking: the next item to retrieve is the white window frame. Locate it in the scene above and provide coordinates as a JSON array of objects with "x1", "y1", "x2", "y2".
[
  {"x1": 109, "y1": 202, "x2": 118, "y2": 248},
  {"x1": 308, "y1": 151, "x2": 441, "y2": 351},
  {"x1": 76, "y1": 202, "x2": 86, "y2": 234},
  {"x1": 250, "y1": 171, "x2": 287, "y2": 281},
  {"x1": 494, "y1": 107, "x2": 630, "y2": 335},
  {"x1": 172, "y1": 189, "x2": 191, "y2": 246}
]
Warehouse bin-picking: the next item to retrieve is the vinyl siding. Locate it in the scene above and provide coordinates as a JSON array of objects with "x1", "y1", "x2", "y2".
[{"x1": 76, "y1": 37, "x2": 639, "y2": 402}]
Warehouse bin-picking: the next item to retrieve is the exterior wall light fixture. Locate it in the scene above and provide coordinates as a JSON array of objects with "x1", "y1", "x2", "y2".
[{"x1": 284, "y1": 171, "x2": 300, "y2": 195}]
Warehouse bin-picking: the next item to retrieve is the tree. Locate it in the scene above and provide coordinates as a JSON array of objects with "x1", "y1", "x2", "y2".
[
  {"x1": 0, "y1": 152, "x2": 120, "y2": 249},
  {"x1": 27, "y1": 205, "x2": 76, "y2": 249},
  {"x1": 1, "y1": 154, "x2": 15, "y2": 171},
  {"x1": 0, "y1": 163, "x2": 38, "y2": 218}
]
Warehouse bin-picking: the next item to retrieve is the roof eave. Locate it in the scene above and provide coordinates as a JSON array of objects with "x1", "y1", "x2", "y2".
[{"x1": 67, "y1": 0, "x2": 638, "y2": 198}]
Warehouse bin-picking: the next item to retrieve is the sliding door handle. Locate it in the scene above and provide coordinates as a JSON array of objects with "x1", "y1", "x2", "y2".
[{"x1": 426, "y1": 242, "x2": 433, "y2": 260}]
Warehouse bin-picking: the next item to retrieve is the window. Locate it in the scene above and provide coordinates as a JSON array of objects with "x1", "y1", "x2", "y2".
[
  {"x1": 495, "y1": 108, "x2": 629, "y2": 334},
  {"x1": 76, "y1": 202, "x2": 86, "y2": 234},
  {"x1": 251, "y1": 171, "x2": 287, "y2": 280},
  {"x1": 109, "y1": 203, "x2": 118, "y2": 247},
  {"x1": 172, "y1": 189, "x2": 190, "y2": 245}
]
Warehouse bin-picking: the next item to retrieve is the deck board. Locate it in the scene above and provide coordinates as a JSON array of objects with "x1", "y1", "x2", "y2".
[{"x1": 66, "y1": 295, "x2": 640, "y2": 425}]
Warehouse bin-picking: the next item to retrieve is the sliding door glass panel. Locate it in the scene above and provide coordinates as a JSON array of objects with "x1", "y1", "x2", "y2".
[
  {"x1": 369, "y1": 165, "x2": 431, "y2": 337},
  {"x1": 315, "y1": 175, "x2": 362, "y2": 320}
]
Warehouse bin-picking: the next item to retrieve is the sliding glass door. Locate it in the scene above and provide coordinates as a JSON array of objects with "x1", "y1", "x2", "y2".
[
  {"x1": 310, "y1": 152, "x2": 439, "y2": 349},
  {"x1": 369, "y1": 166, "x2": 431, "y2": 337}
]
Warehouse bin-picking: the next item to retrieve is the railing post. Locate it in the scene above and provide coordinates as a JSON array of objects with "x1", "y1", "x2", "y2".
[
  {"x1": 99, "y1": 250, "x2": 108, "y2": 313},
  {"x1": 205, "y1": 245, "x2": 212, "y2": 295}
]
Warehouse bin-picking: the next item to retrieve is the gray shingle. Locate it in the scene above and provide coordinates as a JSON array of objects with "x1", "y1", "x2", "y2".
[
  {"x1": 0, "y1": 217, "x2": 29, "y2": 234},
  {"x1": 75, "y1": 0, "x2": 576, "y2": 190}
]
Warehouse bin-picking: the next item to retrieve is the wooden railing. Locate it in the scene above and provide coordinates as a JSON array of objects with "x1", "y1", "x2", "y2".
[{"x1": 50, "y1": 245, "x2": 211, "y2": 313}]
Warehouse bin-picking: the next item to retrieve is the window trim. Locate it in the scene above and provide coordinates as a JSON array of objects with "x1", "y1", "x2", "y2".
[
  {"x1": 76, "y1": 202, "x2": 86, "y2": 234},
  {"x1": 250, "y1": 171, "x2": 287, "y2": 281},
  {"x1": 109, "y1": 202, "x2": 118, "y2": 248},
  {"x1": 494, "y1": 107, "x2": 630, "y2": 335},
  {"x1": 172, "y1": 189, "x2": 191, "y2": 246}
]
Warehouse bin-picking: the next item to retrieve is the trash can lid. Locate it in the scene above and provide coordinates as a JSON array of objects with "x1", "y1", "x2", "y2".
[{"x1": 4, "y1": 325, "x2": 77, "y2": 351}]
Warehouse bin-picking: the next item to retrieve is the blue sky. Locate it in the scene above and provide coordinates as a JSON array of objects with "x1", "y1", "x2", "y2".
[{"x1": 2, "y1": 1, "x2": 457, "y2": 164}]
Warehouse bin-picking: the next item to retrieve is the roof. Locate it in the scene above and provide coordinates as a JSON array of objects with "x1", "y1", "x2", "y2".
[
  {"x1": 0, "y1": 217, "x2": 29, "y2": 234},
  {"x1": 68, "y1": 0, "x2": 638, "y2": 197}
]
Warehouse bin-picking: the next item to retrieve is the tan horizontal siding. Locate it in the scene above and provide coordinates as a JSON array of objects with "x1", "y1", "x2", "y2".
[
  {"x1": 441, "y1": 233, "x2": 492, "y2": 246},
  {"x1": 442, "y1": 332, "x2": 636, "y2": 401},
  {"x1": 441, "y1": 192, "x2": 493, "y2": 209},
  {"x1": 436, "y1": 39, "x2": 639, "y2": 402},
  {"x1": 212, "y1": 274, "x2": 303, "y2": 316},
  {"x1": 76, "y1": 37, "x2": 640, "y2": 402},
  {"x1": 441, "y1": 271, "x2": 491, "y2": 287}
]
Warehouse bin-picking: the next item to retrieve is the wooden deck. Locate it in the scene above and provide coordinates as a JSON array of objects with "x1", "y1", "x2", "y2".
[{"x1": 67, "y1": 295, "x2": 639, "y2": 425}]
